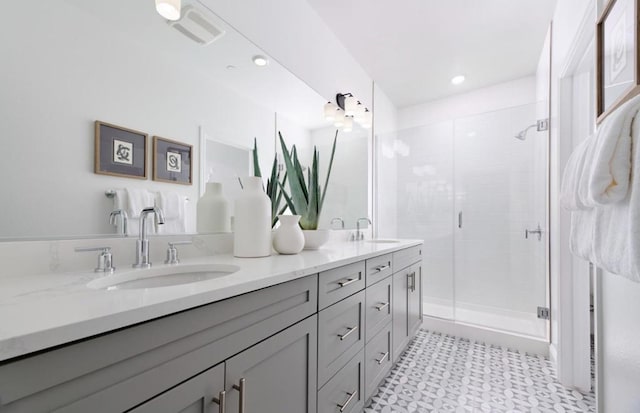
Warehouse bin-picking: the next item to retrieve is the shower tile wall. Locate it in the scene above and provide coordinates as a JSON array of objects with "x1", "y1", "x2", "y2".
[{"x1": 376, "y1": 103, "x2": 548, "y2": 339}]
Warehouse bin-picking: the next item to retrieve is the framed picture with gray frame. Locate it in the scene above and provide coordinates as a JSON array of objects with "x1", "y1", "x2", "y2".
[
  {"x1": 596, "y1": 0, "x2": 640, "y2": 123},
  {"x1": 153, "y1": 136, "x2": 193, "y2": 185},
  {"x1": 94, "y1": 121, "x2": 147, "y2": 179}
]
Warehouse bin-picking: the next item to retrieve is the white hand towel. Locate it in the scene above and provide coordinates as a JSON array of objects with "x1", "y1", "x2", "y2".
[
  {"x1": 585, "y1": 94, "x2": 640, "y2": 205},
  {"x1": 561, "y1": 136, "x2": 593, "y2": 211},
  {"x1": 156, "y1": 191, "x2": 186, "y2": 234}
]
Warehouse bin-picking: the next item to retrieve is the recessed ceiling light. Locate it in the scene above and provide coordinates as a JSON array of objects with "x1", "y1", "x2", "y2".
[
  {"x1": 226, "y1": 65, "x2": 236, "y2": 70},
  {"x1": 451, "y1": 75, "x2": 465, "y2": 85},
  {"x1": 252, "y1": 55, "x2": 269, "y2": 67}
]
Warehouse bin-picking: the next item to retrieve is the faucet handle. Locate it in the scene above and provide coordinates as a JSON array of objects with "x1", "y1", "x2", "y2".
[
  {"x1": 75, "y1": 246, "x2": 115, "y2": 273},
  {"x1": 330, "y1": 217, "x2": 345, "y2": 229},
  {"x1": 165, "y1": 240, "x2": 192, "y2": 265}
]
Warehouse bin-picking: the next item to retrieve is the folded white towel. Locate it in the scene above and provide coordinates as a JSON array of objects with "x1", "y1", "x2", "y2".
[
  {"x1": 585, "y1": 94, "x2": 639, "y2": 205},
  {"x1": 156, "y1": 191, "x2": 186, "y2": 234},
  {"x1": 561, "y1": 136, "x2": 593, "y2": 211}
]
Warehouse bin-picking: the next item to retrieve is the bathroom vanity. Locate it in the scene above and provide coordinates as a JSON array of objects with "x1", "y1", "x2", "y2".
[{"x1": 0, "y1": 240, "x2": 422, "y2": 413}]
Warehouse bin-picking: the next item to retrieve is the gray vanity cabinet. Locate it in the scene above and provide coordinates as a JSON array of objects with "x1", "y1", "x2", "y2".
[
  {"x1": 224, "y1": 315, "x2": 318, "y2": 413},
  {"x1": 129, "y1": 363, "x2": 224, "y2": 413},
  {"x1": 392, "y1": 246, "x2": 423, "y2": 362}
]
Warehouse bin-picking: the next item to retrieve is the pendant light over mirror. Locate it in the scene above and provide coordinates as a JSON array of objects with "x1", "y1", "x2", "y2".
[
  {"x1": 156, "y1": 0, "x2": 181, "y2": 21},
  {"x1": 330, "y1": 93, "x2": 372, "y2": 133}
]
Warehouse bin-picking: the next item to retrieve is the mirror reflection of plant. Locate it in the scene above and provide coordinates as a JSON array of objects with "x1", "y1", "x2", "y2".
[
  {"x1": 278, "y1": 131, "x2": 337, "y2": 230},
  {"x1": 248, "y1": 138, "x2": 288, "y2": 227}
]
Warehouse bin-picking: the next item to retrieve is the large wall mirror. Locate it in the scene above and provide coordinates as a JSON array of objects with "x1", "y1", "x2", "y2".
[{"x1": 0, "y1": 0, "x2": 371, "y2": 241}]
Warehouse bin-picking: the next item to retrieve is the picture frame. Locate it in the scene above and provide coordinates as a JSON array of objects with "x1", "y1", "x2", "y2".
[
  {"x1": 153, "y1": 136, "x2": 193, "y2": 185},
  {"x1": 596, "y1": 0, "x2": 640, "y2": 123},
  {"x1": 94, "y1": 121, "x2": 147, "y2": 179}
]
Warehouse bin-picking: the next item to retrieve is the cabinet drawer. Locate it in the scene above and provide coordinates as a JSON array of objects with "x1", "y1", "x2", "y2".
[
  {"x1": 365, "y1": 253, "x2": 393, "y2": 286},
  {"x1": 393, "y1": 244, "x2": 422, "y2": 272},
  {"x1": 318, "y1": 261, "x2": 365, "y2": 310},
  {"x1": 364, "y1": 323, "x2": 392, "y2": 401},
  {"x1": 318, "y1": 350, "x2": 364, "y2": 413},
  {"x1": 318, "y1": 290, "x2": 365, "y2": 387},
  {"x1": 365, "y1": 276, "x2": 392, "y2": 343}
]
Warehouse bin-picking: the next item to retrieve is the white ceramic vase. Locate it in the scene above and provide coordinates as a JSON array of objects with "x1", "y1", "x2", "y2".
[
  {"x1": 302, "y1": 229, "x2": 330, "y2": 250},
  {"x1": 234, "y1": 176, "x2": 271, "y2": 257},
  {"x1": 197, "y1": 182, "x2": 231, "y2": 233},
  {"x1": 273, "y1": 215, "x2": 304, "y2": 254}
]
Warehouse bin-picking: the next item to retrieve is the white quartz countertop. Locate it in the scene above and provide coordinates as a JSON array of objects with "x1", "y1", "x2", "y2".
[{"x1": 0, "y1": 239, "x2": 421, "y2": 362}]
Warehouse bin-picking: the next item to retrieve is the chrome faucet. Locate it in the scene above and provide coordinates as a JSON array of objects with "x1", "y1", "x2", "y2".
[
  {"x1": 354, "y1": 217, "x2": 372, "y2": 241},
  {"x1": 330, "y1": 217, "x2": 345, "y2": 230},
  {"x1": 109, "y1": 209, "x2": 128, "y2": 236},
  {"x1": 133, "y1": 207, "x2": 165, "y2": 268}
]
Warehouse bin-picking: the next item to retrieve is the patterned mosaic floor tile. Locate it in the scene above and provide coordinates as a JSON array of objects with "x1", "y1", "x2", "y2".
[{"x1": 365, "y1": 330, "x2": 595, "y2": 413}]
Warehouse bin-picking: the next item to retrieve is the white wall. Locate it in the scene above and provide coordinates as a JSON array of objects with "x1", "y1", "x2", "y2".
[
  {"x1": 399, "y1": 77, "x2": 537, "y2": 129},
  {"x1": 202, "y1": 0, "x2": 373, "y2": 108}
]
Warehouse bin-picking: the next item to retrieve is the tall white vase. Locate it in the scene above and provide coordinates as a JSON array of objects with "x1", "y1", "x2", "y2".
[
  {"x1": 197, "y1": 182, "x2": 230, "y2": 233},
  {"x1": 234, "y1": 176, "x2": 271, "y2": 257},
  {"x1": 273, "y1": 215, "x2": 304, "y2": 254}
]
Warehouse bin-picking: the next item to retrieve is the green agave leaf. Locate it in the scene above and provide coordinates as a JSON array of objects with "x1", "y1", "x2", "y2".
[
  {"x1": 319, "y1": 131, "x2": 338, "y2": 215},
  {"x1": 279, "y1": 133, "x2": 308, "y2": 214},
  {"x1": 292, "y1": 146, "x2": 309, "y2": 202},
  {"x1": 252, "y1": 138, "x2": 262, "y2": 178}
]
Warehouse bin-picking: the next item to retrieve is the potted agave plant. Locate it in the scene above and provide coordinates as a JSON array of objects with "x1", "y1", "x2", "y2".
[{"x1": 278, "y1": 131, "x2": 337, "y2": 250}]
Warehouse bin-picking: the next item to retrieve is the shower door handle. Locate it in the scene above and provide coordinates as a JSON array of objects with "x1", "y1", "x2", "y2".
[
  {"x1": 525, "y1": 224, "x2": 543, "y2": 241},
  {"x1": 458, "y1": 211, "x2": 462, "y2": 229}
]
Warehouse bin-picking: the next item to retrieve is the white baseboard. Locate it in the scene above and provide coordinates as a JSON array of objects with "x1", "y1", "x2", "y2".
[
  {"x1": 422, "y1": 316, "x2": 549, "y2": 356},
  {"x1": 549, "y1": 343, "x2": 558, "y2": 367}
]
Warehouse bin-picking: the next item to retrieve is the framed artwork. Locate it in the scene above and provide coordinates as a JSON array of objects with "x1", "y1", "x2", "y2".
[
  {"x1": 597, "y1": 0, "x2": 640, "y2": 123},
  {"x1": 153, "y1": 136, "x2": 193, "y2": 185},
  {"x1": 94, "y1": 121, "x2": 147, "y2": 179}
]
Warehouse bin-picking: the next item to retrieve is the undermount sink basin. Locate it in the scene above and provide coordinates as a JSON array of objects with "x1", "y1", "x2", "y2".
[
  {"x1": 87, "y1": 263, "x2": 241, "y2": 290},
  {"x1": 366, "y1": 239, "x2": 400, "y2": 244}
]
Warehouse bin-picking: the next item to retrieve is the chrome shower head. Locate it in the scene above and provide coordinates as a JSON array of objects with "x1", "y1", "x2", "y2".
[{"x1": 514, "y1": 124, "x2": 537, "y2": 141}]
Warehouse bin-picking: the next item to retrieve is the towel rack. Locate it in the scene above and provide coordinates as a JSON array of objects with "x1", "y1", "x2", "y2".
[{"x1": 105, "y1": 190, "x2": 189, "y2": 202}]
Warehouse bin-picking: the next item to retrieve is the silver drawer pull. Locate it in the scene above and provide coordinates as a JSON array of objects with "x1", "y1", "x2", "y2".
[
  {"x1": 212, "y1": 390, "x2": 226, "y2": 413},
  {"x1": 232, "y1": 378, "x2": 246, "y2": 413},
  {"x1": 375, "y1": 302, "x2": 390, "y2": 312},
  {"x1": 376, "y1": 351, "x2": 389, "y2": 365},
  {"x1": 338, "y1": 325, "x2": 358, "y2": 341},
  {"x1": 338, "y1": 277, "x2": 358, "y2": 287},
  {"x1": 374, "y1": 264, "x2": 390, "y2": 272},
  {"x1": 337, "y1": 390, "x2": 358, "y2": 412}
]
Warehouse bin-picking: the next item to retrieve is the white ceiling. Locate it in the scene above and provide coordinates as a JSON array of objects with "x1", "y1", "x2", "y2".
[{"x1": 307, "y1": 0, "x2": 557, "y2": 108}]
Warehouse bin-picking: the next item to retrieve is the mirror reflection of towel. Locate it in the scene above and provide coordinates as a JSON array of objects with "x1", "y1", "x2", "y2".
[{"x1": 156, "y1": 192, "x2": 186, "y2": 234}]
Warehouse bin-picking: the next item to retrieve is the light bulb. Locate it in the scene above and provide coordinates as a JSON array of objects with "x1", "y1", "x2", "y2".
[
  {"x1": 361, "y1": 110, "x2": 372, "y2": 129},
  {"x1": 252, "y1": 55, "x2": 269, "y2": 67},
  {"x1": 354, "y1": 102, "x2": 366, "y2": 123},
  {"x1": 344, "y1": 95, "x2": 357, "y2": 116},
  {"x1": 343, "y1": 116, "x2": 353, "y2": 133},
  {"x1": 451, "y1": 75, "x2": 465, "y2": 85},
  {"x1": 324, "y1": 102, "x2": 337, "y2": 121},
  {"x1": 155, "y1": 0, "x2": 181, "y2": 21},
  {"x1": 334, "y1": 109, "x2": 345, "y2": 127}
]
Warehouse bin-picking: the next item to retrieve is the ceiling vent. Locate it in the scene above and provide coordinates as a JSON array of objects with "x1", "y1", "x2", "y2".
[{"x1": 168, "y1": 5, "x2": 225, "y2": 46}]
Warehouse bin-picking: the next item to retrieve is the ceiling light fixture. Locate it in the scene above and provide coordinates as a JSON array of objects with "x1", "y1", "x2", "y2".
[
  {"x1": 451, "y1": 75, "x2": 465, "y2": 85},
  {"x1": 324, "y1": 102, "x2": 338, "y2": 121},
  {"x1": 252, "y1": 55, "x2": 269, "y2": 67},
  {"x1": 333, "y1": 109, "x2": 345, "y2": 127},
  {"x1": 155, "y1": 0, "x2": 181, "y2": 21},
  {"x1": 343, "y1": 116, "x2": 354, "y2": 133},
  {"x1": 331, "y1": 93, "x2": 372, "y2": 132}
]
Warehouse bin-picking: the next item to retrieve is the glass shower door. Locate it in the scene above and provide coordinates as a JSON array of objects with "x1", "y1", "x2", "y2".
[{"x1": 453, "y1": 103, "x2": 548, "y2": 338}]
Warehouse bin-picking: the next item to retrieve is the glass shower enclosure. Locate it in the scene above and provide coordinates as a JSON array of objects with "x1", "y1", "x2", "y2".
[{"x1": 376, "y1": 102, "x2": 549, "y2": 339}]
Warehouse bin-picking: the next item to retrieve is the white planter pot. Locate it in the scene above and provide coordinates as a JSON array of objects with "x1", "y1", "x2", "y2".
[
  {"x1": 273, "y1": 215, "x2": 304, "y2": 254},
  {"x1": 302, "y1": 229, "x2": 330, "y2": 250}
]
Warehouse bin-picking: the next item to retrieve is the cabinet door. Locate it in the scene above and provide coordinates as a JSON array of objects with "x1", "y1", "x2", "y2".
[
  {"x1": 392, "y1": 269, "x2": 409, "y2": 362},
  {"x1": 407, "y1": 262, "x2": 423, "y2": 338},
  {"x1": 225, "y1": 316, "x2": 317, "y2": 413},
  {"x1": 129, "y1": 363, "x2": 224, "y2": 413}
]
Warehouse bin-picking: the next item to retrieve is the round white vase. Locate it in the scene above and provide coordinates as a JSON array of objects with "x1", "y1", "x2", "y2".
[
  {"x1": 273, "y1": 215, "x2": 304, "y2": 254},
  {"x1": 197, "y1": 182, "x2": 230, "y2": 233},
  {"x1": 302, "y1": 229, "x2": 330, "y2": 250},
  {"x1": 234, "y1": 176, "x2": 271, "y2": 258}
]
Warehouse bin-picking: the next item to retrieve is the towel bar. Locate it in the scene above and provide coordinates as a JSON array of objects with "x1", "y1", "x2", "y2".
[{"x1": 105, "y1": 190, "x2": 189, "y2": 202}]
